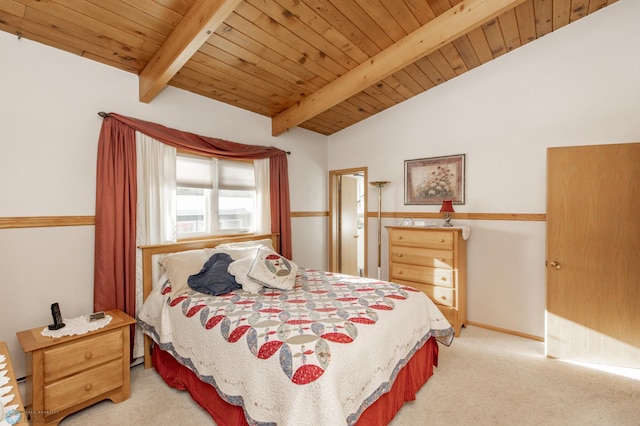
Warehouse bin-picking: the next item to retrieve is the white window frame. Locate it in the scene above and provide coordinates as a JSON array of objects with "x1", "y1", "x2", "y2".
[{"x1": 176, "y1": 153, "x2": 256, "y2": 239}]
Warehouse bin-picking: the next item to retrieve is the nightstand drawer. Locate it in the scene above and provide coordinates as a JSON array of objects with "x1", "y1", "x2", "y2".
[
  {"x1": 390, "y1": 229, "x2": 453, "y2": 250},
  {"x1": 390, "y1": 246, "x2": 453, "y2": 269},
  {"x1": 44, "y1": 358, "x2": 123, "y2": 412},
  {"x1": 43, "y1": 329, "x2": 123, "y2": 382},
  {"x1": 391, "y1": 264, "x2": 453, "y2": 287}
]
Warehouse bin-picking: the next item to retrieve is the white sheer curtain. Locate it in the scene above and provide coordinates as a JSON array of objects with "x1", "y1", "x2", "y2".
[
  {"x1": 134, "y1": 131, "x2": 177, "y2": 358},
  {"x1": 254, "y1": 158, "x2": 270, "y2": 234}
]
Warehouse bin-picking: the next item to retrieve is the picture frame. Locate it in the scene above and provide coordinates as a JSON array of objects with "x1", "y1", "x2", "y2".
[{"x1": 404, "y1": 154, "x2": 465, "y2": 205}]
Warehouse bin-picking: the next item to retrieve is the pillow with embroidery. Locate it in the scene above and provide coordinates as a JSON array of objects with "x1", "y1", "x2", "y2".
[
  {"x1": 247, "y1": 248, "x2": 298, "y2": 290},
  {"x1": 188, "y1": 252, "x2": 241, "y2": 296}
]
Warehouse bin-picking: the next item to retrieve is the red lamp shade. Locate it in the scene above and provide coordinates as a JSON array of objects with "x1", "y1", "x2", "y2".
[{"x1": 440, "y1": 200, "x2": 455, "y2": 213}]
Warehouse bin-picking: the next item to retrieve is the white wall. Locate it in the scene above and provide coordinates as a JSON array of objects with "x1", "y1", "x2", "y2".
[
  {"x1": 0, "y1": 32, "x2": 328, "y2": 377},
  {"x1": 328, "y1": 0, "x2": 640, "y2": 338}
]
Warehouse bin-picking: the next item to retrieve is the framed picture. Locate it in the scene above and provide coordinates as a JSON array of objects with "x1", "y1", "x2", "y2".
[{"x1": 404, "y1": 154, "x2": 465, "y2": 205}]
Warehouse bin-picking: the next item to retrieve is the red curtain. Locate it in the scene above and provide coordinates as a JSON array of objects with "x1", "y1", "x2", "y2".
[
  {"x1": 94, "y1": 113, "x2": 292, "y2": 321},
  {"x1": 94, "y1": 119, "x2": 137, "y2": 316}
]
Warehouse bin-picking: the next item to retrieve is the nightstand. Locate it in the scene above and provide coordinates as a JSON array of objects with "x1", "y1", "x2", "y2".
[{"x1": 16, "y1": 309, "x2": 136, "y2": 425}]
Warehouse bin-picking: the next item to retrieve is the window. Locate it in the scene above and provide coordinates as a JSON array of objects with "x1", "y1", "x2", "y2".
[{"x1": 176, "y1": 154, "x2": 256, "y2": 238}]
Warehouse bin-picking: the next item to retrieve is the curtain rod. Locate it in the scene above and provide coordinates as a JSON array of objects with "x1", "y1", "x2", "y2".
[{"x1": 97, "y1": 112, "x2": 290, "y2": 154}]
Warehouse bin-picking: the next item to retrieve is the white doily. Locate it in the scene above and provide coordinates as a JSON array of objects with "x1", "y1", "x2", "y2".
[{"x1": 40, "y1": 314, "x2": 112, "y2": 338}]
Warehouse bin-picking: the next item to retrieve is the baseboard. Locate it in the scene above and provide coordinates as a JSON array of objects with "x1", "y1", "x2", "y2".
[{"x1": 466, "y1": 321, "x2": 544, "y2": 342}]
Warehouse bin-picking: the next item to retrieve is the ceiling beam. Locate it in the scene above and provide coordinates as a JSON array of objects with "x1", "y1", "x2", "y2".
[
  {"x1": 138, "y1": 0, "x2": 242, "y2": 103},
  {"x1": 271, "y1": 0, "x2": 527, "y2": 136}
]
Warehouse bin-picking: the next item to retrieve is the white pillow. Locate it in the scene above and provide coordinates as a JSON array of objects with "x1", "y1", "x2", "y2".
[
  {"x1": 217, "y1": 238, "x2": 275, "y2": 252},
  {"x1": 158, "y1": 249, "x2": 209, "y2": 295},
  {"x1": 228, "y1": 256, "x2": 263, "y2": 293},
  {"x1": 205, "y1": 244, "x2": 268, "y2": 261},
  {"x1": 248, "y1": 248, "x2": 298, "y2": 291}
]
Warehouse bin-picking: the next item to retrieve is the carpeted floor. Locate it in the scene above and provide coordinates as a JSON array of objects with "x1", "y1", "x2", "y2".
[{"x1": 59, "y1": 325, "x2": 640, "y2": 425}]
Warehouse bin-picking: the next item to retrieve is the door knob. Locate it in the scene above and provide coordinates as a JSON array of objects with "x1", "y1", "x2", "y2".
[{"x1": 549, "y1": 261, "x2": 562, "y2": 270}]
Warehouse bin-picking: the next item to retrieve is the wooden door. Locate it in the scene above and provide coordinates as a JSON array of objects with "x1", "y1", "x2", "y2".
[
  {"x1": 340, "y1": 176, "x2": 358, "y2": 276},
  {"x1": 546, "y1": 143, "x2": 640, "y2": 368}
]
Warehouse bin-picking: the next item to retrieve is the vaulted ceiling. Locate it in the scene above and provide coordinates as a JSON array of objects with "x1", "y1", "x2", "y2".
[{"x1": 0, "y1": 0, "x2": 618, "y2": 136}]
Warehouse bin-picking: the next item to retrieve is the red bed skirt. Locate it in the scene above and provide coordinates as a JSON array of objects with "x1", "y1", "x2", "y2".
[{"x1": 152, "y1": 336, "x2": 439, "y2": 425}]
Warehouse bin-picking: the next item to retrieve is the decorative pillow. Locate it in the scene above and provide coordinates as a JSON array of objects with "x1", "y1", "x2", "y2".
[
  {"x1": 187, "y1": 252, "x2": 241, "y2": 296},
  {"x1": 158, "y1": 249, "x2": 210, "y2": 295},
  {"x1": 217, "y1": 238, "x2": 275, "y2": 252},
  {"x1": 248, "y1": 248, "x2": 298, "y2": 290},
  {"x1": 228, "y1": 256, "x2": 263, "y2": 293}
]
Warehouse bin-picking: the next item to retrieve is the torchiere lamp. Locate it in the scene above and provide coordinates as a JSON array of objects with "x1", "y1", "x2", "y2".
[
  {"x1": 440, "y1": 200, "x2": 455, "y2": 227},
  {"x1": 370, "y1": 181, "x2": 390, "y2": 280}
]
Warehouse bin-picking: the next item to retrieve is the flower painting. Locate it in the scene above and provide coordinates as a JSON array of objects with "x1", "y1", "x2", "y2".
[{"x1": 405, "y1": 154, "x2": 465, "y2": 205}]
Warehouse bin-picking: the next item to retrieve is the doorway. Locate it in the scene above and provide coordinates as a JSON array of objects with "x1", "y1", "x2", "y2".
[
  {"x1": 329, "y1": 168, "x2": 367, "y2": 276},
  {"x1": 546, "y1": 143, "x2": 640, "y2": 368}
]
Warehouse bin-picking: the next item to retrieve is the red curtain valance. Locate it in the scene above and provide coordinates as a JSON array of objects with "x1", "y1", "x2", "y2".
[{"x1": 94, "y1": 113, "x2": 292, "y2": 339}]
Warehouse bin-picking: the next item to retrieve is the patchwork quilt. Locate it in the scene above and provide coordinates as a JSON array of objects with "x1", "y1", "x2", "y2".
[{"x1": 138, "y1": 268, "x2": 454, "y2": 425}]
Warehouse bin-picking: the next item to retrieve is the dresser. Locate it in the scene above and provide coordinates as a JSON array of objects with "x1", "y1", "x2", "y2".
[
  {"x1": 16, "y1": 309, "x2": 136, "y2": 425},
  {"x1": 387, "y1": 226, "x2": 467, "y2": 336}
]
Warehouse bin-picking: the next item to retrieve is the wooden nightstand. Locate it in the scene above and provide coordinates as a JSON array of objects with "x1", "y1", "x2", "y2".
[{"x1": 16, "y1": 309, "x2": 136, "y2": 425}]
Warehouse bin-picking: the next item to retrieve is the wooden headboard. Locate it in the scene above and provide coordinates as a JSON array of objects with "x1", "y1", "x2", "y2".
[{"x1": 138, "y1": 233, "x2": 279, "y2": 368}]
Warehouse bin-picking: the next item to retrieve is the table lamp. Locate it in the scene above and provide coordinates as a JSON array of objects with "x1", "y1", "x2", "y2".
[{"x1": 440, "y1": 200, "x2": 454, "y2": 227}]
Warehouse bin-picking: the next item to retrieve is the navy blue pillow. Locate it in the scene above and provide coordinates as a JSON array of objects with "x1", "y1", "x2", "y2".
[{"x1": 187, "y1": 252, "x2": 240, "y2": 296}]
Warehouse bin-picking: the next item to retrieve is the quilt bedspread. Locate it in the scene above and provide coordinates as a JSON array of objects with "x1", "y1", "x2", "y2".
[{"x1": 138, "y1": 268, "x2": 454, "y2": 425}]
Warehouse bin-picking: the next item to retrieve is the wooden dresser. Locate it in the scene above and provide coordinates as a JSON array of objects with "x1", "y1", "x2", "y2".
[
  {"x1": 387, "y1": 226, "x2": 467, "y2": 336},
  {"x1": 16, "y1": 309, "x2": 136, "y2": 425}
]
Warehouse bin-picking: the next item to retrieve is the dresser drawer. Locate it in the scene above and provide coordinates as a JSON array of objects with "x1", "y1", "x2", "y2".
[
  {"x1": 407, "y1": 282, "x2": 455, "y2": 307},
  {"x1": 390, "y1": 229, "x2": 453, "y2": 250},
  {"x1": 391, "y1": 263, "x2": 454, "y2": 287},
  {"x1": 44, "y1": 358, "x2": 123, "y2": 412},
  {"x1": 390, "y1": 245, "x2": 453, "y2": 269},
  {"x1": 437, "y1": 305, "x2": 458, "y2": 328},
  {"x1": 43, "y1": 329, "x2": 123, "y2": 382}
]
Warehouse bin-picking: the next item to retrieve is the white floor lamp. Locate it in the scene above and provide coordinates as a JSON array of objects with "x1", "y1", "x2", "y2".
[{"x1": 369, "y1": 181, "x2": 389, "y2": 280}]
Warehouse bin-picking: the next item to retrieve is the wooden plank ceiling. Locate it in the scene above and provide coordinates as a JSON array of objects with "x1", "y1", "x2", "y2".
[{"x1": 1, "y1": 0, "x2": 618, "y2": 136}]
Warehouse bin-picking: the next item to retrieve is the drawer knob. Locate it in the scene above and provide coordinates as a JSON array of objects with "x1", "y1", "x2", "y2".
[
  {"x1": 85, "y1": 351, "x2": 93, "y2": 360},
  {"x1": 85, "y1": 383, "x2": 93, "y2": 392},
  {"x1": 397, "y1": 253, "x2": 403, "y2": 258},
  {"x1": 441, "y1": 277, "x2": 447, "y2": 281},
  {"x1": 398, "y1": 236, "x2": 403, "y2": 240},
  {"x1": 439, "y1": 239, "x2": 445, "y2": 243},
  {"x1": 442, "y1": 295, "x2": 447, "y2": 300}
]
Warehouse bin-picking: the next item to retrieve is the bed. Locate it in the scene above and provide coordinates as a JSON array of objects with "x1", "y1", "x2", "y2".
[{"x1": 137, "y1": 234, "x2": 454, "y2": 425}]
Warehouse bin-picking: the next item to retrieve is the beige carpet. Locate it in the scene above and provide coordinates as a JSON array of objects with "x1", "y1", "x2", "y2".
[{"x1": 59, "y1": 325, "x2": 640, "y2": 425}]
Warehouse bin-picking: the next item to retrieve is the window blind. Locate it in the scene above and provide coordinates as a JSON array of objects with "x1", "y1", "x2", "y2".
[
  {"x1": 176, "y1": 154, "x2": 214, "y2": 189},
  {"x1": 177, "y1": 154, "x2": 255, "y2": 190},
  {"x1": 218, "y1": 160, "x2": 255, "y2": 190}
]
